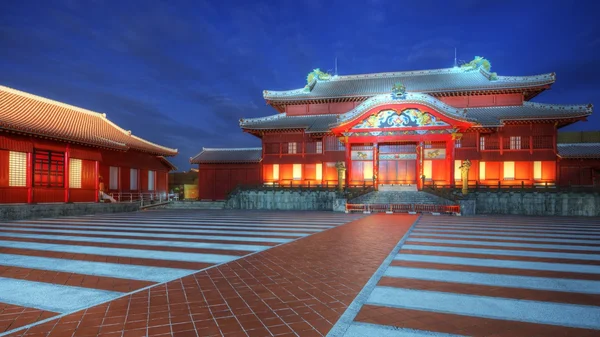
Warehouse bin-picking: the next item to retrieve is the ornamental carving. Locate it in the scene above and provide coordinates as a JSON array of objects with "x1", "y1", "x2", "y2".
[
  {"x1": 460, "y1": 56, "x2": 498, "y2": 81},
  {"x1": 304, "y1": 68, "x2": 331, "y2": 91},
  {"x1": 353, "y1": 109, "x2": 449, "y2": 129},
  {"x1": 391, "y1": 82, "x2": 407, "y2": 100}
]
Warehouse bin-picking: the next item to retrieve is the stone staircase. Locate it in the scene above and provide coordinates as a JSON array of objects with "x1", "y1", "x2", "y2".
[
  {"x1": 349, "y1": 191, "x2": 455, "y2": 205},
  {"x1": 165, "y1": 201, "x2": 226, "y2": 210}
]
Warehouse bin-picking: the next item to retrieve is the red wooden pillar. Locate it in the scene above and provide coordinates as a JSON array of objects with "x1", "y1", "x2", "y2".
[
  {"x1": 94, "y1": 160, "x2": 99, "y2": 202},
  {"x1": 64, "y1": 144, "x2": 70, "y2": 202},
  {"x1": 345, "y1": 141, "x2": 351, "y2": 187},
  {"x1": 26, "y1": 152, "x2": 32, "y2": 204},
  {"x1": 416, "y1": 142, "x2": 423, "y2": 190},
  {"x1": 373, "y1": 143, "x2": 379, "y2": 190},
  {"x1": 446, "y1": 138, "x2": 454, "y2": 187}
]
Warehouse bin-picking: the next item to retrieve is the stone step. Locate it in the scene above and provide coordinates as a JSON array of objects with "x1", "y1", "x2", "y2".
[
  {"x1": 350, "y1": 191, "x2": 454, "y2": 205},
  {"x1": 165, "y1": 201, "x2": 226, "y2": 209}
]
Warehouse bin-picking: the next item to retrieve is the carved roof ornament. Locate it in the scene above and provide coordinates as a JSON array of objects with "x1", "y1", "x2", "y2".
[
  {"x1": 461, "y1": 56, "x2": 498, "y2": 81},
  {"x1": 304, "y1": 68, "x2": 332, "y2": 92},
  {"x1": 391, "y1": 82, "x2": 407, "y2": 100}
]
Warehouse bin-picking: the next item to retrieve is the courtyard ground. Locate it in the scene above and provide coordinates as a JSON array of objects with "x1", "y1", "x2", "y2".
[{"x1": 0, "y1": 210, "x2": 598, "y2": 336}]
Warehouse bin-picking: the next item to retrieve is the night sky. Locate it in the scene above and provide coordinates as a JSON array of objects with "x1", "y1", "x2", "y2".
[{"x1": 1, "y1": 0, "x2": 599, "y2": 171}]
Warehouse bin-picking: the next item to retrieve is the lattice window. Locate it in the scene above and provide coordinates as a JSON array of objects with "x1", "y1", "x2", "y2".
[
  {"x1": 455, "y1": 139, "x2": 461, "y2": 148},
  {"x1": 509, "y1": 136, "x2": 521, "y2": 150},
  {"x1": 130, "y1": 168, "x2": 138, "y2": 190},
  {"x1": 316, "y1": 141, "x2": 323, "y2": 154},
  {"x1": 33, "y1": 150, "x2": 64, "y2": 188},
  {"x1": 69, "y1": 158, "x2": 82, "y2": 188},
  {"x1": 9, "y1": 151, "x2": 27, "y2": 187},
  {"x1": 109, "y1": 166, "x2": 119, "y2": 190},
  {"x1": 479, "y1": 137, "x2": 486, "y2": 150},
  {"x1": 288, "y1": 142, "x2": 297, "y2": 154},
  {"x1": 148, "y1": 170, "x2": 155, "y2": 191}
]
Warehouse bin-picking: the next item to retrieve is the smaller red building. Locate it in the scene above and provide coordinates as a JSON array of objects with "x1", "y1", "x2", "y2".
[
  {"x1": 190, "y1": 148, "x2": 261, "y2": 200},
  {"x1": 0, "y1": 85, "x2": 178, "y2": 204}
]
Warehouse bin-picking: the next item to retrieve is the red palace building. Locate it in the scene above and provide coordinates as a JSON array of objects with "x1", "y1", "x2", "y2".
[
  {"x1": 191, "y1": 57, "x2": 598, "y2": 200},
  {"x1": 0, "y1": 85, "x2": 177, "y2": 204}
]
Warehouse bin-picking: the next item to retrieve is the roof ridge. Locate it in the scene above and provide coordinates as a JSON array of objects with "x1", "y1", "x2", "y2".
[
  {"x1": 0, "y1": 85, "x2": 108, "y2": 118},
  {"x1": 558, "y1": 142, "x2": 600, "y2": 146},
  {"x1": 202, "y1": 147, "x2": 262, "y2": 151}
]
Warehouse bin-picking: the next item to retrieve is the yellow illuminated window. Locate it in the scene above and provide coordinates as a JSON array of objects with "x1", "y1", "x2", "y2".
[
  {"x1": 273, "y1": 164, "x2": 279, "y2": 180},
  {"x1": 454, "y1": 160, "x2": 462, "y2": 181},
  {"x1": 316, "y1": 163, "x2": 322, "y2": 181},
  {"x1": 69, "y1": 158, "x2": 82, "y2": 188},
  {"x1": 534, "y1": 161, "x2": 542, "y2": 180},
  {"x1": 423, "y1": 160, "x2": 432, "y2": 181},
  {"x1": 363, "y1": 161, "x2": 373, "y2": 180},
  {"x1": 9, "y1": 151, "x2": 27, "y2": 187},
  {"x1": 479, "y1": 161, "x2": 486, "y2": 180},
  {"x1": 293, "y1": 164, "x2": 302, "y2": 180},
  {"x1": 503, "y1": 161, "x2": 515, "y2": 180}
]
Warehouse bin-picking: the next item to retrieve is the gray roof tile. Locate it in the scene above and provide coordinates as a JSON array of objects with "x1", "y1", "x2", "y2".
[
  {"x1": 557, "y1": 143, "x2": 600, "y2": 158},
  {"x1": 240, "y1": 114, "x2": 338, "y2": 133},
  {"x1": 190, "y1": 148, "x2": 262, "y2": 164},
  {"x1": 466, "y1": 102, "x2": 592, "y2": 127},
  {"x1": 264, "y1": 67, "x2": 555, "y2": 101}
]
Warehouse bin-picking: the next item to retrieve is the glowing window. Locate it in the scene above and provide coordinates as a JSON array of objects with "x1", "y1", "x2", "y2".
[
  {"x1": 510, "y1": 136, "x2": 521, "y2": 150},
  {"x1": 454, "y1": 160, "x2": 462, "y2": 181},
  {"x1": 273, "y1": 164, "x2": 279, "y2": 180},
  {"x1": 109, "y1": 166, "x2": 119, "y2": 190},
  {"x1": 423, "y1": 160, "x2": 432, "y2": 181},
  {"x1": 9, "y1": 151, "x2": 27, "y2": 187},
  {"x1": 148, "y1": 170, "x2": 155, "y2": 191},
  {"x1": 293, "y1": 164, "x2": 302, "y2": 180},
  {"x1": 533, "y1": 161, "x2": 542, "y2": 180},
  {"x1": 455, "y1": 139, "x2": 461, "y2": 148},
  {"x1": 503, "y1": 161, "x2": 515, "y2": 180},
  {"x1": 130, "y1": 168, "x2": 138, "y2": 190},
  {"x1": 288, "y1": 142, "x2": 297, "y2": 154},
  {"x1": 316, "y1": 163, "x2": 322, "y2": 181},
  {"x1": 363, "y1": 161, "x2": 373, "y2": 180},
  {"x1": 480, "y1": 137, "x2": 485, "y2": 150},
  {"x1": 69, "y1": 158, "x2": 82, "y2": 188},
  {"x1": 316, "y1": 141, "x2": 323, "y2": 154},
  {"x1": 479, "y1": 161, "x2": 486, "y2": 180}
]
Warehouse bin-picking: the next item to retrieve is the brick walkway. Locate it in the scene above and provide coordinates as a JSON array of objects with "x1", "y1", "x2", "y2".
[
  {"x1": 2, "y1": 213, "x2": 416, "y2": 337},
  {"x1": 336, "y1": 215, "x2": 600, "y2": 337}
]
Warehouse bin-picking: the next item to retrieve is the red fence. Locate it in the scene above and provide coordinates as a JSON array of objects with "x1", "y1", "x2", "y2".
[{"x1": 346, "y1": 203, "x2": 460, "y2": 214}]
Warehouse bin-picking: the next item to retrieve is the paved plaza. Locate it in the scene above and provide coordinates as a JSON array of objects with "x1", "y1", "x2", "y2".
[{"x1": 0, "y1": 210, "x2": 598, "y2": 336}]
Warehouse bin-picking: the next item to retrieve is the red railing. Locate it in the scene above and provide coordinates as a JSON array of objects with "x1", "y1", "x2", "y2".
[{"x1": 346, "y1": 203, "x2": 460, "y2": 214}]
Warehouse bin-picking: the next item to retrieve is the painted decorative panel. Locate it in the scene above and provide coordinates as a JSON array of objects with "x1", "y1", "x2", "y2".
[
  {"x1": 424, "y1": 148, "x2": 446, "y2": 159},
  {"x1": 379, "y1": 153, "x2": 417, "y2": 160},
  {"x1": 351, "y1": 150, "x2": 373, "y2": 161},
  {"x1": 353, "y1": 109, "x2": 449, "y2": 129}
]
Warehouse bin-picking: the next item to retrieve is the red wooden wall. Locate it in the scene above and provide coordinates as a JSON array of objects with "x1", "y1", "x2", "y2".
[
  {"x1": 198, "y1": 163, "x2": 261, "y2": 200},
  {"x1": 558, "y1": 159, "x2": 600, "y2": 186}
]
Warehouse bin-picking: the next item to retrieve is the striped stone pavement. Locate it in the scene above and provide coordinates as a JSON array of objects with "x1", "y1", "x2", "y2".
[
  {"x1": 331, "y1": 215, "x2": 600, "y2": 337},
  {"x1": 0, "y1": 209, "x2": 363, "y2": 336}
]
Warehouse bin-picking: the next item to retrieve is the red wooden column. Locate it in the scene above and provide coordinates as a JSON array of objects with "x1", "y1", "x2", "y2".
[
  {"x1": 373, "y1": 143, "x2": 379, "y2": 190},
  {"x1": 94, "y1": 160, "x2": 99, "y2": 202},
  {"x1": 345, "y1": 140, "x2": 351, "y2": 187},
  {"x1": 416, "y1": 142, "x2": 423, "y2": 190},
  {"x1": 446, "y1": 137, "x2": 454, "y2": 187},
  {"x1": 26, "y1": 152, "x2": 32, "y2": 204},
  {"x1": 64, "y1": 144, "x2": 70, "y2": 202}
]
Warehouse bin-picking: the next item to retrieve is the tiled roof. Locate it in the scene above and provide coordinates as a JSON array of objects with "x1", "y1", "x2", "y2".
[
  {"x1": 157, "y1": 156, "x2": 178, "y2": 171},
  {"x1": 240, "y1": 114, "x2": 338, "y2": 133},
  {"x1": 190, "y1": 147, "x2": 262, "y2": 164},
  {"x1": 242, "y1": 94, "x2": 591, "y2": 131},
  {"x1": 557, "y1": 143, "x2": 600, "y2": 158},
  {"x1": 466, "y1": 102, "x2": 593, "y2": 127},
  {"x1": 0, "y1": 85, "x2": 178, "y2": 156},
  {"x1": 264, "y1": 67, "x2": 555, "y2": 101}
]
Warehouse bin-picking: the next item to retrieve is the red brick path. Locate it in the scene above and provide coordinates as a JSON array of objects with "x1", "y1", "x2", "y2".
[{"x1": 5, "y1": 214, "x2": 417, "y2": 337}]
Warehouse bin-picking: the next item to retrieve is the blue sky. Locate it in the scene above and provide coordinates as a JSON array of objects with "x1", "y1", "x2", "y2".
[{"x1": 1, "y1": 0, "x2": 599, "y2": 170}]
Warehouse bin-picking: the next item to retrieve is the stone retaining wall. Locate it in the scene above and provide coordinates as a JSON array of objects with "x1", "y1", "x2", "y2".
[
  {"x1": 0, "y1": 202, "x2": 141, "y2": 221},
  {"x1": 459, "y1": 191, "x2": 600, "y2": 216},
  {"x1": 226, "y1": 190, "x2": 343, "y2": 211}
]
